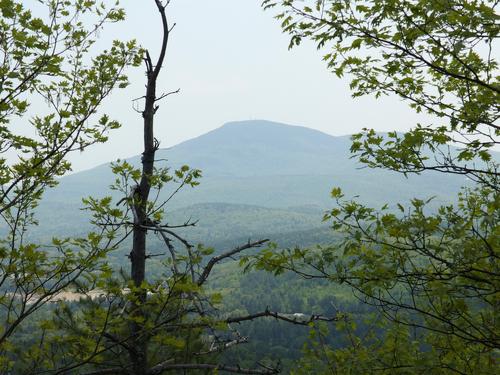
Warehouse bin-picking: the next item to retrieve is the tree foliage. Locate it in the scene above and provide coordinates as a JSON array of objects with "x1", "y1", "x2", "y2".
[
  {"x1": 0, "y1": 0, "x2": 141, "y2": 368},
  {"x1": 0, "y1": 0, "x2": 142, "y2": 213},
  {"x1": 256, "y1": 1, "x2": 499, "y2": 373},
  {"x1": 264, "y1": 0, "x2": 498, "y2": 187}
]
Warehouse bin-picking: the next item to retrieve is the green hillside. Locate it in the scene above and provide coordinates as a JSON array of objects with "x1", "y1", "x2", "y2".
[{"x1": 29, "y1": 120, "x2": 471, "y2": 241}]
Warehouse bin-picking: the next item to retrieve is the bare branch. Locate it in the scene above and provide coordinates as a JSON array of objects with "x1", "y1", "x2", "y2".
[
  {"x1": 226, "y1": 307, "x2": 343, "y2": 326},
  {"x1": 152, "y1": 0, "x2": 169, "y2": 80},
  {"x1": 147, "y1": 363, "x2": 279, "y2": 375},
  {"x1": 155, "y1": 88, "x2": 180, "y2": 102},
  {"x1": 195, "y1": 336, "x2": 249, "y2": 355},
  {"x1": 198, "y1": 239, "x2": 269, "y2": 285},
  {"x1": 153, "y1": 224, "x2": 179, "y2": 274}
]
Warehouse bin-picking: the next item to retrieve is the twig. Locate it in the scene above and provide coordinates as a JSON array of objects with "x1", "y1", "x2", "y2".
[{"x1": 155, "y1": 88, "x2": 180, "y2": 102}]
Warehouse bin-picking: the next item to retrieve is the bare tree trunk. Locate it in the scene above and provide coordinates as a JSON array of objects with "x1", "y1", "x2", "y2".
[{"x1": 130, "y1": 1, "x2": 169, "y2": 373}]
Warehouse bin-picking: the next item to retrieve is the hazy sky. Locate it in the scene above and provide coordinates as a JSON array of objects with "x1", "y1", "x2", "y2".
[{"x1": 65, "y1": 0, "x2": 424, "y2": 172}]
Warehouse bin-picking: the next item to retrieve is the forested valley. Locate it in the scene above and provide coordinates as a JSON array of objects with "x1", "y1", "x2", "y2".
[{"x1": 0, "y1": 1, "x2": 498, "y2": 374}]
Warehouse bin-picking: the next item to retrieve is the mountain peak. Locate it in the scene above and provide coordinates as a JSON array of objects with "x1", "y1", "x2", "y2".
[
  {"x1": 157, "y1": 119, "x2": 351, "y2": 177},
  {"x1": 216, "y1": 119, "x2": 337, "y2": 140},
  {"x1": 221, "y1": 119, "x2": 318, "y2": 130},
  {"x1": 170, "y1": 119, "x2": 347, "y2": 155}
]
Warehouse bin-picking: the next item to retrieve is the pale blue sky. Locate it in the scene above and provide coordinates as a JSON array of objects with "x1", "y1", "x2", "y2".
[{"x1": 67, "y1": 0, "x2": 423, "y2": 172}]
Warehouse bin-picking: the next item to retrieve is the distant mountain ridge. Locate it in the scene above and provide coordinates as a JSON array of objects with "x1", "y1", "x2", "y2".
[
  {"x1": 33, "y1": 120, "x2": 472, "y2": 239},
  {"x1": 159, "y1": 120, "x2": 353, "y2": 176}
]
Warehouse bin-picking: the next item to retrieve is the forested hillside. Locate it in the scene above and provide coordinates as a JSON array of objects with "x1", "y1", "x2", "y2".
[{"x1": 28, "y1": 120, "x2": 472, "y2": 241}]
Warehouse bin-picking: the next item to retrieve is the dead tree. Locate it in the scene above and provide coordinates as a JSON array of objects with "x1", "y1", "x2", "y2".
[{"x1": 128, "y1": 0, "x2": 169, "y2": 372}]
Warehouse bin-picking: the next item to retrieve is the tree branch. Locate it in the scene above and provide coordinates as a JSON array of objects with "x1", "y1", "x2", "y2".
[
  {"x1": 198, "y1": 239, "x2": 269, "y2": 285},
  {"x1": 226, "y1": 307, "x2": 342, "y2": 326},
  {"x1": 147, "y1": 363, "x2": 279, "y2": 375}
]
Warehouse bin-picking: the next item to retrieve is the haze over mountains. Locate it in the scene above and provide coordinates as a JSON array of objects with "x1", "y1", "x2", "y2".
[{"x1": 35, "y1": 120, "x2": 468, "y2": 243}]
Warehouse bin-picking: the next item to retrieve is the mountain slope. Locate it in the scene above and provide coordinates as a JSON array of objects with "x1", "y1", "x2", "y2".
[
  {"x1": 157, "y1": 120, "x2": 353, "y2": 176},
  {"x1": 34, "y1": 120, "x2": 471, "y2": 238}
]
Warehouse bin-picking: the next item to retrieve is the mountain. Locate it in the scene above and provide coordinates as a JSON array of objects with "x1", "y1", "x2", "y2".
[{"x1": 33, "y1": 120, "x2": 469, "y2": 240}]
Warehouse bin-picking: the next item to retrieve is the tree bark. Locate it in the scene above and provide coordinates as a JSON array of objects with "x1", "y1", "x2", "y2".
[{"x1": 130, "y1": 1, "x2": 169, "y2": 373}]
